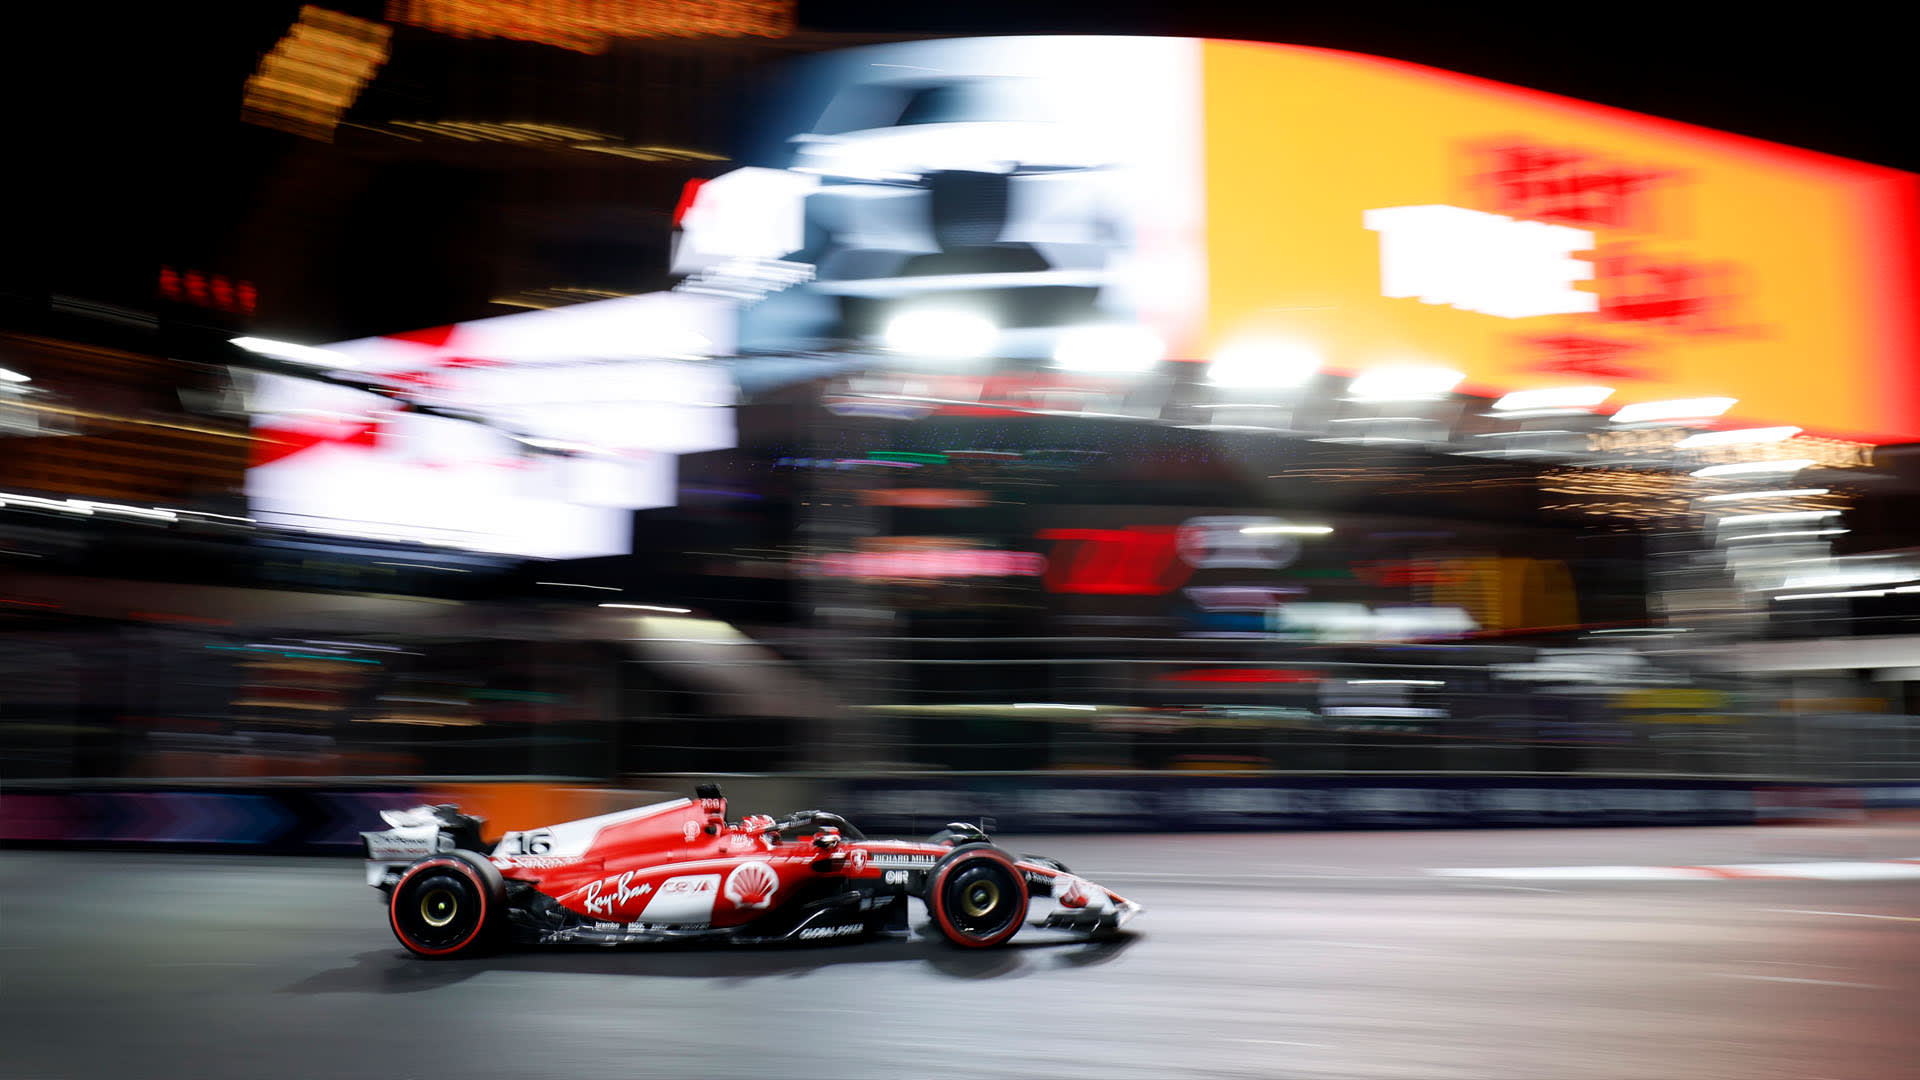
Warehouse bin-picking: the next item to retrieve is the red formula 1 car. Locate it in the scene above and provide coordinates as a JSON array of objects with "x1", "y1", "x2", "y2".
[{"x1": 362, "y1": 784, "x2": 1141, "y2": 957}]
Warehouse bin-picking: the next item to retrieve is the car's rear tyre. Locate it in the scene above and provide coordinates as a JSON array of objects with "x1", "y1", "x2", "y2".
[
  {"x1": 927, "y1": 845, "x2": 1028, "y2": 948},
  {"x1": 389, "y1": 851, "x2": 503, "y2": 959}
]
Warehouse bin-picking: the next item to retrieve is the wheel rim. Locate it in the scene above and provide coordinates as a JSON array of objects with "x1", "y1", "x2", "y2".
[
  {"x1": 393, "y1": 867, "x2": 483, "y2": 953},
  {"x1": 420, "y1": 887, "x2": 459, "y2": 928},
  {"x1": 961, "y1": 880, "x2": 1000, "y2": 918},
  {"x1": 942, "y1": 859, "x2": 1021, "y2": 939}
]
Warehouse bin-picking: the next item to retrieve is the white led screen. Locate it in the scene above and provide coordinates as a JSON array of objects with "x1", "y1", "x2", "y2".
[{"x1": 245, "y1": 293, "x2": 738, "y2": 559}]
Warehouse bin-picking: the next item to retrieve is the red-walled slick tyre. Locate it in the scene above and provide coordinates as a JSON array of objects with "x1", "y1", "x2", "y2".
[
  {"x1": 927, "y1": 845, "x2": 1029, "y2": 948},
  {"x1": 389, "y1": 851, "x2": 503, "y2": 959}
]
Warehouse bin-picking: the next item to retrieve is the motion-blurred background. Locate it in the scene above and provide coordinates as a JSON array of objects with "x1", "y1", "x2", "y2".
[
  {"x1": 10, "y1": 8, "x2": 1920, "y2": 1080},
  {"x1": 5, "y1": 2, "x2": 1920, "y2": 841}
]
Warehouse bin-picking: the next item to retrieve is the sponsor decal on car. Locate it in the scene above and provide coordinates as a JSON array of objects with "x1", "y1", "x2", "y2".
[
  {"x1": 870, "y1": 852, "x2": 939, "y2": 868},
  {"x1": 723, "y1": 861, "x2": 779, "y2": 910},
  {"x1": 639, "y1": 874, "x2": 722, "y2": 923},
  {"x1": 365, "y1": 829, "x2": 436, "y2": 860},
  {"x1": 491, "y1": 855, "x2": 584, "y2": 870},
  {"x1": 797, "y1": 923, "x2": 865, "y2": 940},
  {"x1": 583, "y1": 870, "x2": 655, "y2": 914}
]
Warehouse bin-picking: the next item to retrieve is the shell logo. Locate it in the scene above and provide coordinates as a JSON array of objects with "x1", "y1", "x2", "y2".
[{"x1": 724, "y1": 861, "x2": 779, "y2": 909}]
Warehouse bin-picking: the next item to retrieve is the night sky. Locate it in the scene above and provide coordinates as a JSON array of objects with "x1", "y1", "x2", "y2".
[{"x1": 10, "y1": 3, "x2": 1911, "y2": 344}]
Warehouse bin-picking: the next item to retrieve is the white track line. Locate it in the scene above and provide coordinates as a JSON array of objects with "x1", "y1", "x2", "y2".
[
  {"x1": 1710, "y1": 973, "x2": 1882, "y2": 989},
  {"x1": 1428, "y1": 859, "x2": 1920, "y2": 882},
  {"x1": 1762, "y1": 909, "x2": 1920, "y2": 922}
]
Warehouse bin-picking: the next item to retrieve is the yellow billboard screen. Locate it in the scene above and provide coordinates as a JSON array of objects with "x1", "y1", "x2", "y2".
[{"x1": 1201, "y1": 41, "x2": 1920, "y2": 442}]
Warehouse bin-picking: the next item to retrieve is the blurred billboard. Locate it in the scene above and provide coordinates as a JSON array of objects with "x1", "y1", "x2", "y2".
[
  {"x1": 244, "y1": 293, "x2": 737, "y2": 558},
  {"x1": 1199, "y1": 40, "x2": 1919, "y2": 444},
  {"x1": 677, "y1": 36, "x2": 1920, "y2": 441}
]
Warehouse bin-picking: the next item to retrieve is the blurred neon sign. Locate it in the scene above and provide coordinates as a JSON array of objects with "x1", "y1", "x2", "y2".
[
  {"x1": 1467, "y1": 142, "x2": 1672, "y2": 231},
  {"x1": 1364, "y1": 205, "x2": 1598, "y2": 320},
  {"x1": 810, "y1": 550, "x2": 1044, "y2": 579},
  {"x1": 159, "y1": 267, "x2": 256, "y2": 316}
]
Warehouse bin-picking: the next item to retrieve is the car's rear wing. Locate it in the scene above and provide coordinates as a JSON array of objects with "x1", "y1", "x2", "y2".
[{"x1": 360, "y1": 805, "x2": 489, "y2": 890}]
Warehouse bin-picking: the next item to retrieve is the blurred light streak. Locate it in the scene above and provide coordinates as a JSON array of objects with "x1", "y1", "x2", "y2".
[
  {"x1": 1348, "y1": 679, "x2": 1446, "y2": 686},
  {"x1": 1777, "y1": 569, "x2": 1919, "y2": 589},
  {"x1": 0, "y1": 399, "x2": 250, "y2": 439},
  {"x1": 574, "y1": 144, "x2": 730, "y2": 162},
  {"x1": 1052, "y1": 326, "x2": 1165, "y2": 373},
  {"x1": 1492, "y1": 386, "x2": 1613, "y2": 411},
  {"x1": 538, "y1": 582, "x2": 621, "y2": 591},
  {"x1": 1207, "y1": 341, "x2": 1321, "y2": 389},
  {"x1": 601, "y1": 603, "x2": 692, "y2": 613},
  {"x1": 232, "y1": 337, "x2": 354, "y2": 369},
  {"x1": 516, "y1": 438, "x2": 597, "y2": 452},
  {"x1": 1774, "y1": 589, "x2": 1896, "y2": 601},
  {"x1": 0, "y1": 368, "x2": 29, "y2": 383},
  {"x1": 1239, "y1": 524, "x2": 1333, "y2": 535},
  {"x1": 1611, "y1": 397, "x2": 1737, "y2": 423},
  {"x1": 175, "y1": 510, "x2": 257, "y2": 524},
  {"x1": 1346, "y1": 365, "x2": 1464, "y2": 401},
  {"x1": 883, "y1": 310, "x2": 997, "y2": 358},
  {"x1": 1692, "y1": 459, "x2": 1816, "y2": 478},
  {"x1": 1718, "y1": 510, "x2": 1841, "y2": 526},
  {"x1": 1678, "y1": 426, "x2": 1802, "y2": 447},
  {"x1": 70, "y1": 501, "x2": 176, "y2": 522},
  {"x1": 1011, "y1": 703, "x2": 1098, "y2": 711},
  {"x1": 1699, "y1": 488, "x2": 1829, "y2": 502},
  {"x1": 1718, "y1": 529, "x2": 1848, "y2": 543}
]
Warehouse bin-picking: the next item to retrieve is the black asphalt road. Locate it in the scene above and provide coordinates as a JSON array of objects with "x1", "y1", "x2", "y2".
[{"x1": 5, "y1": 827, "x2": 1918, "y2": 1080}]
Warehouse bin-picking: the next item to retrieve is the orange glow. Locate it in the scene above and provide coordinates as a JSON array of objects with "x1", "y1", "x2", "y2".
[
  {"x1": 241, "y1": 7, "x2": 391, "y2": 142},
  {"x1": 385, "y1": 0, "x2": 795, "y2": 52},
  {"x1": 859, "y1": 489, "x2": 990, "y2": 508},
  {"x1": 1200, "y1": 42, "x2": 1920, "y2": 442}
]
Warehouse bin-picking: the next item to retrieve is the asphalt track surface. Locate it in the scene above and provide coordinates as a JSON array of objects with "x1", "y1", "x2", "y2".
[{"x1": 5, "y1": 826, "x2": 1919, "y2": 1080}]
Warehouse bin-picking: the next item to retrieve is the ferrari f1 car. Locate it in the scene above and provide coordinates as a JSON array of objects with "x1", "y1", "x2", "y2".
[{"x1": 362, "y1": 784, "x2": 1141, "y2": 957}]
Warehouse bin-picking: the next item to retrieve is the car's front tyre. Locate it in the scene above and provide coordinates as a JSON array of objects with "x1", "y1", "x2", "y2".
[
  {"x1": 389, "y1": 851, "x2": 503, "y2": 958},
  {"x1": 926, "y1": 845, "x2": 1029, "y2": 948}
]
